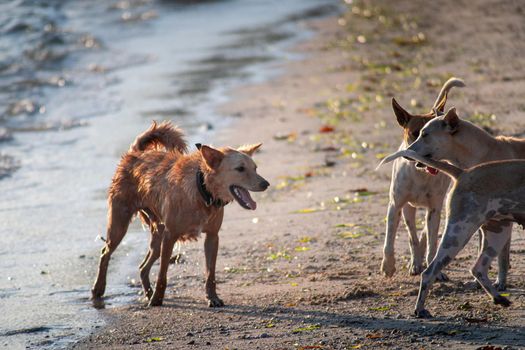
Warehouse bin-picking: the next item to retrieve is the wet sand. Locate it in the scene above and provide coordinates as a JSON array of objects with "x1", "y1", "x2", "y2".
[
  {"x1": 76, "y1": 0, "x2": 525, "y2": 349},
  {"x1": 0, "y1": 1, "x2": 338, "y2": 348}
]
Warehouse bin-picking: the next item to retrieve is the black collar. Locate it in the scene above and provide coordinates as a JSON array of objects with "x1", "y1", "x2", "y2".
[{"x1": 196, "y1": 170, "x2": 228, "y2": 208}]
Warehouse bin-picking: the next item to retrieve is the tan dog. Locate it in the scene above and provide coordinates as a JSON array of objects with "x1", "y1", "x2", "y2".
[
  {"x1": 378, "y1": 149, "x2": 525, "y2": 317},
  {"x1": 406, "y1": 108, "x2": 517, "y2": 290},
  {"x1": 382, "y1": 78, "x2": 464, "y2": 277},
  {"x1": 91, "y1": 122, "x2": 269, "y2": 307}
]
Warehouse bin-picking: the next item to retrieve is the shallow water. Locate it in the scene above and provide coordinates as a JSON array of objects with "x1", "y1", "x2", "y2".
[{"x1": 0, "y1": 0, "x2": 338, "y2": 348}]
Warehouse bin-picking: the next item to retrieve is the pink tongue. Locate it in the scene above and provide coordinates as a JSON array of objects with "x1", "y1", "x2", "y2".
[
  {"x1": 238, "y1": 187, "x2": 257, "y2": 210},
  {"x1": 426, "y1": 167, "x2": 439, "y2": 175}
]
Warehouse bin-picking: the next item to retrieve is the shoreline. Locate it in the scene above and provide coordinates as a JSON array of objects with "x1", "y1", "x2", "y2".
[
  {"x1": 0, "y1": 2, "x2": 340, "y2": 349},
  {"x1": 75, "y1": 0, "x2": 525, "y2": 349}
]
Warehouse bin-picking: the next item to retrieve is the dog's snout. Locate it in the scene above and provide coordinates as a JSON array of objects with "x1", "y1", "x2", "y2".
[{"x1": 259, "y1": 180, "x2": 270, "y2": 190}]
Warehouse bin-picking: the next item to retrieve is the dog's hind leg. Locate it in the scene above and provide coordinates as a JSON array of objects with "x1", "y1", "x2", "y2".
[
  {"x1": 494, "y1": 226, "x2": 511, "y2": 291},
  {"x1": 415, "y1": 220, "x2": 479, "y2": 318},
  {"x1": 136, "y1": 209, "x2": 164, "y2": 299},
  {"x1": 140, "y1": 226, "x2": 163, "y2": 299},
  {"x1": 381, "y1": 202, "x2": 403, "y2": 277},
  {"x1": 402, "y1": 205, "x2": 424, "y2": 275},
  {"x1": 138, "y1": 210, "x2": 153, "y2": 271},
  {"x1": 471, "y1": 228, "x2": 512, "y2": 306},
  {"x1": 148, "y1": 233, "x2": 177, "y2": 307},
  {"x1": 91, "y1": 200, "x2": 134, "y2": 299}
]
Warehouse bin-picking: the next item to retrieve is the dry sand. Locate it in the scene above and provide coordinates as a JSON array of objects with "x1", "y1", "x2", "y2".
[{"x1": 76, "y1": 0, "x2": 525, "y2": 349}]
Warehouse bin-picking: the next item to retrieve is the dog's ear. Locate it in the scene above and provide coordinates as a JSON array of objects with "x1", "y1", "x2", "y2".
[
  {"x1": 238, "y1": 143, "x2": 262, "y2": 156},
  {"x1": 392, "y1": 98, "x2": 412, "y2": 127},
  {"x1": 443, "y1": 107, "x2": 459, "y2": 134},
  {"x1": 434, "y1": 92, "x2": 448, "y2": 113},
  {"x1": 199, "y1": 145, "x2": 224, "y2": 169}
]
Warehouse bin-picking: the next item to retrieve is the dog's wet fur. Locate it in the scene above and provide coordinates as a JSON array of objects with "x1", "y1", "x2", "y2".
[{"x1": 91, "y1": 121, "x2": 269, "y2": 307}]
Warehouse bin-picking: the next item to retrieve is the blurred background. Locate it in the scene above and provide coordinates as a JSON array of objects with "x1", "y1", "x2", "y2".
[{"x1": 0, "y1": 0, "x2": 337, "y2": 348}]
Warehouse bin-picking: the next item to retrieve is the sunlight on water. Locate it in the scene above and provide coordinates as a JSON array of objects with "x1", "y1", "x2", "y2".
[{"x1": 0, "y1": 0, "x2": 339, "y2": 348}]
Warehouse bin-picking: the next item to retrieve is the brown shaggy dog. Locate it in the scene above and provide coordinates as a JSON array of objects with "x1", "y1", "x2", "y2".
[{"x1": 91, "y1": 121, "x2": 269, "y2": 307}]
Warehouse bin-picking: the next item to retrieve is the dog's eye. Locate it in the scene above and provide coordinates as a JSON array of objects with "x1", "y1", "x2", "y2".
[{"x1": 235, "y1": 166, "x2": 245, "y2": 172}]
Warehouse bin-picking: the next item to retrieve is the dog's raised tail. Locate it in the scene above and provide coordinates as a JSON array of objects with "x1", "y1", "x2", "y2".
[
  {"x1": 432, "y1": 77, "x2": 466, "y2": 112},
  {"x1": 376, "y1": 149, "x2": 463, "y2": 179},
  {"x1": 130, "y1": 121, "x2": 188, "y2": 153}
]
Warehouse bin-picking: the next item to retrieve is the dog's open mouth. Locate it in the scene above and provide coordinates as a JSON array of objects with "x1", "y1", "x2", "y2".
[
  {"x1": 415, "y1": 162, "x2": 439, "y2": 175},
  {"x1": 425, "y1": 166, "x2": 439, "y2": 175},
  {"x1": 230, "y1": 185, "x2": 256, "y2": 210}
]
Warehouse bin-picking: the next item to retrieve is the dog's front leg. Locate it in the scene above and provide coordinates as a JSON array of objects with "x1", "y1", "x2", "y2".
[
  {"x1": 425, "y1": 206, "x2": 448, "y2": 281},
  {"x1": 204, "y1": 231, "x2": 224, "y2": 307},
  {"x1": 381, "y1": 202, "x2": 403, "y2": 277},
  {"x1": 149, "y1": 234, "x2": 177, "y2": 307},
  {"x1": 415, "y1": 221, "x2": 477, "y2": 318},
  {"x1": 402, "y1": 205, "x2": 424, "y2": 275}
]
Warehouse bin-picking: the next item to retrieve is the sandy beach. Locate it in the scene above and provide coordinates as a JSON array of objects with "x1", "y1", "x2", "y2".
[
  {"x1": 75, "y1": 0, "x2": 525, "y2": 349},
  {"x1": 0, "y1": 1, "x2": 337, "y2": 348}
]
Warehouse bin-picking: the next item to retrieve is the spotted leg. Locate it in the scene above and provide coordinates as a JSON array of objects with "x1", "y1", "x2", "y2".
[
  {"x1": 415, "y1": 220, "x2": 480, "y2": 318},
  {"x1": 494, "y1": 225, "x2": 511, "y2": 291},
  {"x1": 471, "y1": 227, "x2": 512, "y2": 306}
]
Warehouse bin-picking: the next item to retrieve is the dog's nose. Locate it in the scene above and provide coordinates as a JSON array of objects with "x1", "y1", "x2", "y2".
[{"x1": 259, "y1": 180, "x2": 270, "y2": 190}]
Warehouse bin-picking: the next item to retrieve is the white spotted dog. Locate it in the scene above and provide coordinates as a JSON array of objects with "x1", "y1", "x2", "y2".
[
  {"x1": 381, "y1": 78, "x2": 465, "y2": 278},
  {"x1": 406, "y1": 108, "x2": 519, "y2": 290},
  {"x1": 378, "y1": 148, "x2": 525, "y2": 318}
]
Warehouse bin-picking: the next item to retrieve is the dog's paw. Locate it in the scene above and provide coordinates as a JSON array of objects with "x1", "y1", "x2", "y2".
[
  {"x1": 207, "y1": 296, "x2": 225, "y2": 307},
  {"x1": 148, "y1": 297, "x2": 163, "y2": 307},
  {"x1": 471, "y1": 278, "x2": 482, "y2": 289},
  {"x1": 91, "y1": 297, "x2": 106, "y2": 309},
  {"x1": 90, "y1": 287, "x2": 104, "y2": 300},
  {"x1": 144, "y1": 287, "x2": 153, "y2": 300},
  {"x1": 381, "y1": 257, "x2": 396, "y2": 277},
  {"x1": 414, "y1": 308, "x2": 433, "y2": 318},
  {"x1": 435, "y1": 272, "x2": 449, "y2": 282},
  {"x1": 409, "y1": 262, "x2": 424, "y2": 275},
  {"x1": 494, "y1": 280, "x2": 507, "y2": 291},
  {"x1": 493, "y1": 295, "x2": 511, "y2": 307}
]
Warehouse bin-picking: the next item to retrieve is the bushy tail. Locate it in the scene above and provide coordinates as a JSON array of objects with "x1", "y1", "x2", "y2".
[
  {"x1": 376, "y1": 149, "x2": 463, "y2": 179},
  {"x1": 130, "y1": 121, "x2": 188, "y2": 153},
  {"x1": 432, "y1": 77, "x2": 466, "y2": 111}
]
